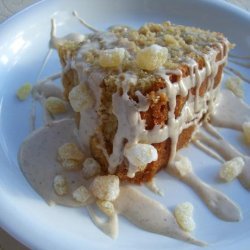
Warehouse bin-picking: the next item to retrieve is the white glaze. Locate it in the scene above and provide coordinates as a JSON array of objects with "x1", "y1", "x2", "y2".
[
  {"x1": 114, "y1": 186, "x2": 206, "y2": 246},
  {"x1": 87, "y1": 206, "x2": 119, "y2": 239},
  {"x1": 145, "y1": 178, "x2": 164, "y2": 196},
  {"x1": 211, "y1": 89, "x2": 250, "y2": 130},
  {"x1": 19, "y1": 119, "x2": 94, "y2": 207},
  {"x1": 168, "y1": 165, "x2": 242, "y2": 221},
  {"x1": 50, "y1": 18, "x2": 86, "y2": 49}
]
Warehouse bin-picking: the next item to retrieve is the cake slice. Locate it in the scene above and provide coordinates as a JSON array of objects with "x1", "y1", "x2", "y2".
[{"x1": 56, "y1": 21, "x2": 231, "y2": 184}]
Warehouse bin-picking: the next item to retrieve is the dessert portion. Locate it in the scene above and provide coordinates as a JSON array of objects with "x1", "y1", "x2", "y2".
[
  {"x1": 56, "y1": 21, "x2": 231, "y2": 183},
  {"x1": 18, "y1": 16, "x2": 250, "y2": 246}
]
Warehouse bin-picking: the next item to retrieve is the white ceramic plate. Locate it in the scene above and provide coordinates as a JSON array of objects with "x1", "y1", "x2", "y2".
[{"x1": 0, "y1": 0, "x2": 250, "y2": 249}]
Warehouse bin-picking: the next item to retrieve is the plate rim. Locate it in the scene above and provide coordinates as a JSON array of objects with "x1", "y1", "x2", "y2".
[{"x1": 0, "y1": 0, "x2": 250, "y2": 249}]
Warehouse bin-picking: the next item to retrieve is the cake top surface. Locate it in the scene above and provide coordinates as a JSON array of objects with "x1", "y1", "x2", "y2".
[{"x1": 56, "y1": 21, "x2": 230, "y2": 77}]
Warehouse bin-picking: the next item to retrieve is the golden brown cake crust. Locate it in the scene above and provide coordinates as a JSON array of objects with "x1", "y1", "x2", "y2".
[{"x1": 90, "y1": 48, "x2": 225, "y2": 184}]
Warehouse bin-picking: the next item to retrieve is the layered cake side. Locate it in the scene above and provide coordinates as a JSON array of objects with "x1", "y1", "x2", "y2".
[{"x1": 56, "y1": 22, "x2": 231, "y2": 183}]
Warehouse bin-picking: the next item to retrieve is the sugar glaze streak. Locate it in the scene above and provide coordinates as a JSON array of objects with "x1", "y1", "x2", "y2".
[
  {"x1": 195, "y1": 130, "x2": 250, "y2": 190},
  {"x1": 167, "y1": 165, "x2": 242, "y2": 221}
]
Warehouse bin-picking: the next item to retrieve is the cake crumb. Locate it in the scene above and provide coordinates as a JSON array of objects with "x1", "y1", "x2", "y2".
[
  {"x1": 61, "y1": 159, "x2": 81, "y2": 170},
  {"x1": 164, "y1": 34, "x2": 179, "y2": 46},
  {"x1": 99, "y1": 48, "x2": 126, "y2": 68},
  {"x1": 172, "y1": 155, "x2": 193, "y2": 177},
  {"x1": 58, "y1": 143, "x2": 85, "y2": 161},
  {"x1": 58, "y1": 143, "x2": 85, "y2": 170},
  {"x1": 124, "y1": 143, "x2": 158, "y2": 168}
]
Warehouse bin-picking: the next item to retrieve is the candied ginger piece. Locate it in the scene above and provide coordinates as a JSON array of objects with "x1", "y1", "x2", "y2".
[
  {"x1": 225, "y1": 77, "x2": 243, "y2": 98},
  {"x1": 72, "y1": 185, "x2": 90, "y2": 203},
  {"x1": 90, "y1": 175, "x2": 120, "y2": 201},
  {"x1": 58, "y1": 143, "x2": 84, "y2": 162},
  {"x1": 174, "y1": 202, "x2": 196, "y2": 232},
  {"x1": 82, "y1": 158, "x2": 101, "y2": 179},
  {"x1": 96, "y1": 200, "x2": 115, "y2": 217},
  {"x1": 172, "y1": 155, "x2": 193, "y2": 177},
  {"x1": 242, "y1": 122, "x2": 250, "y2": 144},
  {"x1": 99, "y1": 48, "x2": 125, "y2": 68},
  {"x1": 136, "y1": 44, "x2": 168, "y2": 71},
  {"x1": 16, "y1": 83, "x2": 32, "y2": 101},
  {"x1": 53, "y1": 175, "x2": 68, "y2": 196},
  {"x1": 69, "y1": 84, "x2": 94, "y2": 112},
  {"x1": 124, "y1": 143, "x2": 158, "y2": 167},
  {"x1": 61, "y1": 159, "x2": 81, "y2": 170},
  {"x1": 45, "y1": 96, "x2": 67, "y2": 115},
  {"x1": 219, "y1": 157, "x2": 244, "y2": 182}
]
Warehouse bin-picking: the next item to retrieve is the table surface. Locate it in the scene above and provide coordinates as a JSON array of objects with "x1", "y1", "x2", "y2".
[{"x1": 0, "y1": 0, "x2": 249, "y2": 249}]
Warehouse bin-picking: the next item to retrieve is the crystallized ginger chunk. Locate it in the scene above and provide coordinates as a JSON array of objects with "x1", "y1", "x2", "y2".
[
  {"x1": 164, "y1": 34, "x2": 179, "y2": 46},
  {"x1": 72, "y1": 185, "x2": 90, "y2": 203},
  {"x1": 174, "y1": 202, "x2": 196, "y2": 232},
  {"x1": 90, "y1": 175, "x2": 120, "y2": 201},
  {"x1": 69, "y1": 84, "x2": 94, "y2": 112},
  {"x1": 136, "y1": 44, "x2": 168, "y2": 71},
  {"x1": 53, "y1": 175, "x2": 68, "y2": 196},
  {"x1": 99, "y1": 48, "x2": 125, "y2": 68},
  {"x1": 16, "y1": 83, "x2": 32, "y2": 101},
  {"x1": 219, "y1": 157, "x2": 244, "y2": 182},
  {"x1": 45, "y1": 96, "x2": 67, "y2": 115}
]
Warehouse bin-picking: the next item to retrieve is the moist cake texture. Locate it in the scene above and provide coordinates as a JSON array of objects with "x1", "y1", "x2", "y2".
[{"x1": 56, "y1": 21, "x2": 231, "y2": 183}]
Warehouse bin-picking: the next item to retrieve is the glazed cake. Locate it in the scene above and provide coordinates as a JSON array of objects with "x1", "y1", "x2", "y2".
[{"x1": 56, "y1": 22, "x2": 231, "y2": 184}]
